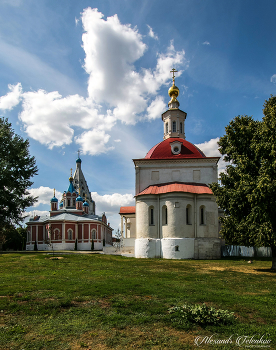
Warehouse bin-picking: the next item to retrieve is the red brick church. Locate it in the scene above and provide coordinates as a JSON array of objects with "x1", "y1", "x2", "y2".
[{"x1": 26, "y1": 157, "x2": 113, "y2": 251}]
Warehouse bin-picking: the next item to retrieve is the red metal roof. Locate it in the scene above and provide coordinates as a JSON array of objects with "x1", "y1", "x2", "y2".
[
  {"x1": 119, "y1": 206, "x2": 136, "y2": 214},
  {"x1": 136, "y1": 182, "x2": 213, "y2": 196},
  {"x1": 144, "y1": 138, "x2": 206, "y2": 159}
]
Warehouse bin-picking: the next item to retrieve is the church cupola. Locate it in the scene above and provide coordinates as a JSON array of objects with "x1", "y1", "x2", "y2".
[
  {"x1": 162, "y1": 68, "x2": 187, "y2": 140},
  {"x1": 83, "y1": 194, "x2": 89, "y2": 214},
  {"x1": 76, "y1": 150, "x2": 82, "y2": 169},
  {"x1": 76, "y1": 188, "x2": 83, "y2": 211},
  {"x1": 50, "y1": 189, "x2": 58, "y2": 211}
]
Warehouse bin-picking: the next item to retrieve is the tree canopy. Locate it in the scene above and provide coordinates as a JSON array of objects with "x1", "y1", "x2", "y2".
[
  {"x1": 210, "y1": 96, "x2": 276, "y2": 269},
  {"x1": 0, "y1": 118, "x2": 38, "y2": 235}
]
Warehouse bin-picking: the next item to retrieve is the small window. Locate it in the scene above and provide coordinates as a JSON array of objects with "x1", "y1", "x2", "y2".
[
  {"x1": 175, "y1": 245, "x2": 179, "y2": 251},
  {"x1": 73, "y1": 199, "x2": 75, "y2": 206},
  {"x1": 68, "y1": 229, "x2": 73, "y2": 240},
  {"x1": 67, "y1": 199, "x2": 70, "y2": 207},
  {"x1": 166, "y1": 122, "x2": 168, "y2": 134},
  {"x1": 186, "y1": 205, "x2": 192, "y2": 225},
  {"x1": 91, "y1": 229, "x2": 96, "y2": 240},
  {"x1": 149, "y1": 207, "x2": 154, "y2": 225},
  {"x1": 172, "y1": 121, "x2": 176, "y2": 132},
  {"x1": 200, "y1": 206, "x2": 205, "y2": 225},
  {"x1": 162, "y1": 205, "x2": 168, "y2": 225},
  {"x1": 180, "y1": 122, "x2": 183, "y2": 134}
]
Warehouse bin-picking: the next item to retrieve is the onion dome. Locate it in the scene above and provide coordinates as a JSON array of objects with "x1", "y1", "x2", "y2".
[
  {"x1": 76, "y1": 157, "x2": 82, "y2": 163},
  {"x1": 59, "y1": 201, "x2": 63, "y2": 208},
  {"x1": 76, "y1": 188, "x2": 83, "y2": 202},
  {"x1": 83, "y1": 194, "x2": 89, "y2": 207},
  {"x1": 50, "y1": 189, "x2": 58, "y2": 202},
  {"x1": 67, "y1": 168, "x2": 76, "y2": 193},
  {"x1": 168, "y1": 68, "x2": 180, "y2": 109}
]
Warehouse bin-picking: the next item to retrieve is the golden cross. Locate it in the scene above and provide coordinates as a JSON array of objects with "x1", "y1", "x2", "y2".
[
  {"x1": 77, "y1": 149, "x2": 80, "y2": 158},
  {"x1": 54, "y1": 188, "x2": 55, "y2": 197},
  {"x1": 170, "y1": 68, "x2": 178, "y2": 82},
  {"x1": 70, "y1": 168, "x2": 73, "y2": 176}
]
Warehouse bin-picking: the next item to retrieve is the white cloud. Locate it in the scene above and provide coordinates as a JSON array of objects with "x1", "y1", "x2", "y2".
[
  {"x1": 195, "y1": 137, "x2": 227, "y2": 174},
  {"x1": 147, "y1": 25, "x2": 158, "y2": 40},
  {"x1": 19, "y1": 89, "x2": 114, "y2": 149},
  {"x1": 203, "y1": 41, "x2": 210, "y2": 45},
  {"x1": 82, "y1": 8, "x2": 187, "y2": 124},
  {"x1": 24, "y1": 210, "x2": 50, "y2": 223},
  {"x1": 91, "y1": 191, "x2": 135, "y2": 230},
  {"x1": 270, "y1": 74, "x2": 276, "y2": 84},
  {"x1": 0, "y1": 83, "x2": 22, "y2": 111},
  {"x1": 2, "y1": 7, "x2": 187, "y2": 155},
  {"x1": 28, "y1": 186, "x2": 63, "y2": 207},
  {"x1": 114, "y1": 139, "x2": 121, "y2": 142},
  {"x1": 75, "y1": 129, "x2": 114, "y2": 156},
  {"x1": 146, "y1": 96, "x2": 166, "y2": 120}
]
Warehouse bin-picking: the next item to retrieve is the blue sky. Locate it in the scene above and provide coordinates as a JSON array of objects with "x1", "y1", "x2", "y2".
[{"x1": 1, "y1": 0, "x2": 276, "y2": 230}]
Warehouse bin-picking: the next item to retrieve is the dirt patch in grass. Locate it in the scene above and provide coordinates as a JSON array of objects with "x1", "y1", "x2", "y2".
[
  {"x1": 47, "y1": 256, "x2": 64, "y2": 260},
  {"x1": 69, "y1": 326, "x2": 200, "y2": 350},
  {"x1": 197, "y1": 264, "x2": 275, "y2": 275}
]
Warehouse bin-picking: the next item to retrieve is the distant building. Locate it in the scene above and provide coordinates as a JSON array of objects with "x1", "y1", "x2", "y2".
[
  {"x1": 120, "y1": 71, "x2": 222, "y2": 259},
  {"x1": 26, "y1": 157, "x2": 113, "y2": 251}
]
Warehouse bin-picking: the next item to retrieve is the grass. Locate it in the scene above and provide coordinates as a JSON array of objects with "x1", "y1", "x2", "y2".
[{"x1": 0, "y1": 253, "x2": 275, "y2": 349}]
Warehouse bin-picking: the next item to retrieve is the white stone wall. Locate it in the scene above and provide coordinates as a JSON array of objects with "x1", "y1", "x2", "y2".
[
  {"x1": 135, "y1": 159, "x2": 218, "y2": 195},
  {"x1": 26, "y1": 241, "x2": 103, "y2": 251}
]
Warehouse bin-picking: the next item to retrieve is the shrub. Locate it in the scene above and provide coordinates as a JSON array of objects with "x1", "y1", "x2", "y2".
[
  {"x1": 168, "y1": 303, "x2": 235, "y2": 327},
  {"x1": 91, "y1": 239, "x2": 94, "y2": 251},
  {"x1": 34, "y1": 240, "x2": 38, "y2": 251},
  {"x1": 74, "y1": 239, "x2": 78, "y2": 251},
  {"x1": 103, "y1": 238, "x2": 105, "y2": 247}
]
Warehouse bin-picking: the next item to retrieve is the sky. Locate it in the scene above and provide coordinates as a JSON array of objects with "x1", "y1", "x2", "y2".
[{"x1": 1, "y1": 0, "x2": 276, "y2": 231}]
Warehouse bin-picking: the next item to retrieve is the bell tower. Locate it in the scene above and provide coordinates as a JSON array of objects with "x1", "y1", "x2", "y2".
[{"x1": 162, "y1": 68, "x2": 187, "y2": 140}]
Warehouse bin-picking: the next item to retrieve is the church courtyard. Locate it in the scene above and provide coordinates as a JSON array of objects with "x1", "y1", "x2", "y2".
[{"x1": 0, "y1": 253, "x2": 275, "y2": 349}]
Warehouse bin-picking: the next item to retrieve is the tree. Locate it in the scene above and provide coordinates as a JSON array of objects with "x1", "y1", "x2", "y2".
[
  {"x1": 210, "y1": 96, "x2": 276, "y2": 270},
  {"x1": 0, "y1": 118, "x2": 38, "y2": 245},
  {"x1": 2, "y1": 227, "x2": 27, "y2": 251}
]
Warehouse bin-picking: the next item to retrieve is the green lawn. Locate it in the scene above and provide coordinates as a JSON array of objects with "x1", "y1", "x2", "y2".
[{"x1": 0, "y1": 253, "x2": 275, "y2": 349}]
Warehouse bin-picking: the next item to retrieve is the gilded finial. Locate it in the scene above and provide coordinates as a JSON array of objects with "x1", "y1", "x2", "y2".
[
  {"x1": 168, "y1": 68, "x2": 180, "y2": 107},
  {"x1": 78, "y1": 149, "x2": 80, "y2": 158},
  {"x1": 54, "y1": 188, "x2": 55, "y2": 197},
  {"x1": 170, "y1": 68, "x2": 178, "y2": 84},
  {"x1": 69, "y1": 168, "x2": 73, "y2": 182},
  {"x1": 79, "y1": 187, "x2": 81, "y2": 195}
]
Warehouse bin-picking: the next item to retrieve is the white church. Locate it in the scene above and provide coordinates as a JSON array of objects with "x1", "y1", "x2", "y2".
[{"x1": 119, "y1": 71, "x2": 222, "y2": 259}]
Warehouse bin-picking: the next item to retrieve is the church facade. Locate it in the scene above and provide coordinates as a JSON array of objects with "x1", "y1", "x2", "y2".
[
  {"x1": 120, "y1": 72, "x2": 221, "y2": 259},
  {"x1": 26, "y1": 157, "x2": 113, "y2": 251}
]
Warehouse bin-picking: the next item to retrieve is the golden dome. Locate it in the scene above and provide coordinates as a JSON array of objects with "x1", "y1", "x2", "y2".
[{"x1": 168, "y1": 83, "x2": 179, "y2": 99}]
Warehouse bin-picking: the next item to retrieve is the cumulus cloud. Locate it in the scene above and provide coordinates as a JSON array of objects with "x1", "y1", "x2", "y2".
[
  {"x1": 28, "y1": 186, "x2": 63, "y2": 207},
  {"x1": 24, "y1": 210, "x2": 50, "y2": 223},
  {"x1": 82, "y1": 8, "x2": 186, "y2": 124},
  {"x1": 0, "y1": 83, "x2": 22, "y2": 111},
  {"x1": 146, "y1": 96, "x2": 166, "y2": 120},
  {"x1": 202, "y1": 41, "x2": 210, "y2": 45},
  {"x1": 270, "y1": 74, "x2": 276, "y2": 84},
  {"x1": 147, "y1": 25, "x2": 158, "y2": 40},
  {"x1": 75, "y1": 129, "x2": 114, "y2": 156},
  {"x1": 91, "y1": 192, "x2": 135, "y2": 229},
  {"x1": 19, "y1": 89, "x2": 115, "y2": 150},
  {"x1": 1, "y1": 7, "x2": 187, "y2": 155},
  {"x1": 195, "y1": 137, "x2": 227, "y2": 174}
]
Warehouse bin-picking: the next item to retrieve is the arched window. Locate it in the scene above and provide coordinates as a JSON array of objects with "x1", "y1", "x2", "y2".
[
  {"x1": 91, "y1": 229, "x2": 96, "y2": 240},
  {"x1": 172, "y1": 121, "x2": 176, "y2": 132},
  {"x1": 162, "y1": 205, "x2": 168, "y2": 225},
  {"x1": 166, "y1": 122, "x2": 168, "y2": 134},
  {"x1": 73, "y1": 199, "x2": 75, "y2": 206},
  {"x1": 200, "y1": 206, "x2": 205, "y2": 225},
  {"x1": 186, "y1": 204, "x2": 192, "y2": 225},
  {"x1": 54, "y1": 228, "x2": 61, "y2": 240},
  {"x1": 67, "y1": 199, "x2": 71, "y2": 207},
  {"x1": 68, "y1": 229, "x2": 73, "y2": 240},
  {"x1": 180, "y1": 122, "x2": 183, "y2": 134},
  {"x1": 149, "y1": 206, "x2": 154, "y2": 225}
]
